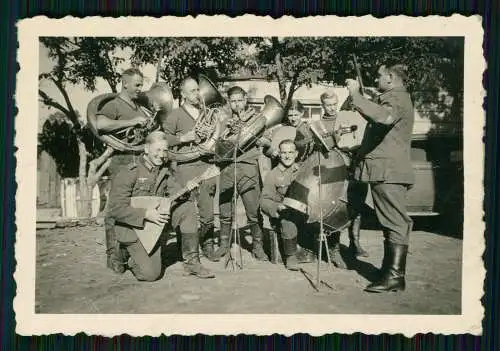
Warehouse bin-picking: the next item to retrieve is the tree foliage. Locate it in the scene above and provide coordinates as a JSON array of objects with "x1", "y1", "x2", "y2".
[
  {"x1": 39, "y1": 37, "x2": 120, "y2": 217},
  {"x1": 126, "y1": 37, "x2": 246, "y2": 98},
  {"x1": 123, "y1": 36, "x2": 462, "y2": 122},
  {"x1": 246, "y1": 36, "x2": 463, "y2": 119},
  {"x1": 38, "y1": 112, "x2": 80, "y2": 178}
]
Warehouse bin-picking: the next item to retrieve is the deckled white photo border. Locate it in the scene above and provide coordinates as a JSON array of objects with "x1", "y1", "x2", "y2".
[{"x1": 15, "y1": 14, "x2": 485, "y2": 336}]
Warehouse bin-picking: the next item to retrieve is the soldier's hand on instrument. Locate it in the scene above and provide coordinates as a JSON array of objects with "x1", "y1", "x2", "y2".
[
  {"x1": 145, "y1": 208, "x2": 170, "y2": 226},
  {"x1": 345, "y1": 79, "x2": 360, "y2": 94},
  {"x1": 277, "y1": 203, "x2": 287, "y2": 212},
  {"x1": 180, "y1": 130, "x2": 196, "y2": 143},
  {"x1": 270, "y1": 148, "x2": 280, "y2": 158},
  {"x1": 241, "y1": 108, "x2": 255, "y2": 122},
  {"x1": 131, "y1": 115, "x2": 148, "y2": 126},
  {"x1": 362, "y1": 86, "x2": 378, "y2": 99}
]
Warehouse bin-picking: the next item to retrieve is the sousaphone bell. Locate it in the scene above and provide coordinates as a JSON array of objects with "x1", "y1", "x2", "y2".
[{"x1": 214, "y1": 95, "x2": 285, "y2": 162}]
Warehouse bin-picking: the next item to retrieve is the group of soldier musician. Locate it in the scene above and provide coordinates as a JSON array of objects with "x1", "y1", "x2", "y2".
[{"x1": 93, "y1": 62, "x2": 414, "y2": 294}]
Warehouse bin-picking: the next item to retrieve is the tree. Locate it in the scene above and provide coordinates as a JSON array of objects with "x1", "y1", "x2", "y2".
[
  {"x1": 38, "y1": 111, "x2": 80, "y2": 178},
  {"x1": 250, "y1": 36, "x2": 462, "y2": 124},
  {"x1": 330, "y1": 37, "x2": 464, "y2": 124},
  {"x1": 38, "y1": 37, "x2": 125, "y2": 218},
  {"x1": 126, "y1": 37, "x2": 246, "y2": 99},
  {"x1": 245, "y1": 37, "x2": 338, "y2": 109}
]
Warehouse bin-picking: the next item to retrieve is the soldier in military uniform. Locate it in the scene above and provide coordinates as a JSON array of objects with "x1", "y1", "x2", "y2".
[
  {"x1": 162, "y1": 77, "x2": 219, "y2": 262},
  {"x1": 285, "y1": 99, "x2": 351, "y2": 268},
  {"x1": 345, "y1": 63, "x2": 415, "y2": 293},
  {"x1": 261, "y1": 139, "x2": 315, "y2": 270},
  {"x1": 213, "y1": 86, "x2": 268, "y2": 261},
  {"x1": 107, "y1": 131, "x2": 215, "y2": 281},
  {"x1": 319, "y1": 90, "x2": 369, "y2": 259},
  {"x1": 95, "y1": 68, "x2": 150, "y2": 273}
]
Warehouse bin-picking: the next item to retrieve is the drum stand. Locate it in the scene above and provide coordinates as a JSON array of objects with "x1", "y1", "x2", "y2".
[{"x1": 314, "y1": 148, "x2": 335, "y2": 290}]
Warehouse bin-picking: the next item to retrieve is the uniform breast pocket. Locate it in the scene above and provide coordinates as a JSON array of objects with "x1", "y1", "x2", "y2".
[{"x1": 133, "y1": 178, "x2": 152, "y2": 195}]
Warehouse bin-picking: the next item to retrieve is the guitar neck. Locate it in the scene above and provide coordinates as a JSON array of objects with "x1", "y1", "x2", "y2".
[
  {"x1": 159, "y1": 166, "x2": 219, "y2": 211},
  {"x1": 168, "y1": 184, "x2": 194, "y2": 204},
  {"x1": 160, "y1": 173, "x2": 207, "y2": 210}
]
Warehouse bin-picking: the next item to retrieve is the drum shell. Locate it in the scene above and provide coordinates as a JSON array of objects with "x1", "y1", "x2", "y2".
[{"x1": 282, "y1": 149, "x2": 351, "y2": 232}]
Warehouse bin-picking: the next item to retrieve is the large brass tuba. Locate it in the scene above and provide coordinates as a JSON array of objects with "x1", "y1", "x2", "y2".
[
  {"x1": 166, "y1": 74, "x2": 228, "y2": 163},
  {"x1": 214, "y1": 95, "x2": 285, "y2": 162},
  {"x1": 86, "y1": 82, "x2": 174, "y2": 153}
]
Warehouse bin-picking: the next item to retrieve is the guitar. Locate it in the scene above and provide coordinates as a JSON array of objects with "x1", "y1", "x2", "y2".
[{"x1": 131, "y1": 165, "x2": 220, "y2": 253}]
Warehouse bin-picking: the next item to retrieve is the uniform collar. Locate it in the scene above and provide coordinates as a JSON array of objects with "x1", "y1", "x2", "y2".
[
  {"x1": 277, "y1": 162, "x2": 298, "y2": 172},
  {"x1": 140, "y1": 155, "x2": 159, "y2": 172}
]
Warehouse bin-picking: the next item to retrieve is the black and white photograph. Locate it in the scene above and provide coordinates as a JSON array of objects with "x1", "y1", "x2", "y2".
[{"x1": 15, "y1": 15, "x2": 484, "y2": 336}]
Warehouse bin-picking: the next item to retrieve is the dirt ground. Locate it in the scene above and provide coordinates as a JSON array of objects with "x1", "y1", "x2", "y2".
[{"x1": 35, "y1": 215, "x2": 462, "y2": 314}]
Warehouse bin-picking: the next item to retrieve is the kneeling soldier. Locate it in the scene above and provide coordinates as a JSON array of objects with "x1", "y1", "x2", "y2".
[
  {"x1": 107, "y1": 131, "x2": 215, "y2": 281},
  {"x1": 260, "y1": 139, "x2": 310, "y2": 270}
]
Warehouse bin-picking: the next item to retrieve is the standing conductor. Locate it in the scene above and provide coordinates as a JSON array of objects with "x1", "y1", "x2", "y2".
[{"x1": 345, "y1": 63, "x2": 415, "y2": 293}]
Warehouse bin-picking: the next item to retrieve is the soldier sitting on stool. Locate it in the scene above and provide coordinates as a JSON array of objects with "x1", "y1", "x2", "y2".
[
  {"x1": 107, "y1": 131, "x2": 215, "y2": 281},
  {"x1": 260, "y1": 139, "x2": 313, "y2": 270}
]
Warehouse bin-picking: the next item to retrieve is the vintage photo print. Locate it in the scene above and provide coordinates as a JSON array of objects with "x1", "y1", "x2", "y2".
[{"x1": 15, "y1": 15, "x2": 484, "y2": 336}]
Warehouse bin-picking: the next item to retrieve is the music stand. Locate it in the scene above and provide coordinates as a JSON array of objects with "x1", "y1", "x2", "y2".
[
  {"x1": 309, "y1": 123, "x2": 335, "y2": 290},
  {"x1": 224, "y1": 129, "x2": 244, "y2": 271}
]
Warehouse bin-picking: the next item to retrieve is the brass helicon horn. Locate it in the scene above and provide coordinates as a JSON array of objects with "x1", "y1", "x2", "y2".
[{"x1": 86, "y1": 82, "x2": 174, "y2": 153}]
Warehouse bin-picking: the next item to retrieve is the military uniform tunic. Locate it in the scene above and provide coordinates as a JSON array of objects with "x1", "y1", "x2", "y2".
[
  {"x1": 350, "y1": 86, "x2": 414, "y2": 245},
  {"x1": 97, "y1": 96, "x2": 150, "y2": 260},
  {"x1": 218, "y1": 107, "x2": 262, "y2": 229},
  {"x1": 107, "y1": 156, "x2": 197, "y2": 281},
  {"x1": 260, "y1": 163, "x2": 307, "y2": 240},
  {"x1": 162, "y1": 106, "x2": 217, "y2": 228}
]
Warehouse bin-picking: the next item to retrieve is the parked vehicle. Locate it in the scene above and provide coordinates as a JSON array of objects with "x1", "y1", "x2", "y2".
[{"x1": 407, "y1": 132, "x2": 463, "y2": 226}]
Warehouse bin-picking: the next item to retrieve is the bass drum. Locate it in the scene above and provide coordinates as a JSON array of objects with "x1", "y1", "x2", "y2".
[{"x1": 282, "y1": 148, "x2": 352, "y2": 233}]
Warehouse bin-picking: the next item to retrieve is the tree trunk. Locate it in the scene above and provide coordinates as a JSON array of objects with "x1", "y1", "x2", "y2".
[
  {"x1": 76, "y1": 135, "x2": 92, "y2": 218},
  {"x1": 76, "y1": 138, "x2": 113, "y2": 219},
  {"x1": 155, "y1": 49, "x2": 165, "y2": 83},
  {"x1": 284, "y1": 74, "x2": 299, "y2": 112},
  {"x1": 272, "y1": 37, "x2": 287, "y2": 106}
]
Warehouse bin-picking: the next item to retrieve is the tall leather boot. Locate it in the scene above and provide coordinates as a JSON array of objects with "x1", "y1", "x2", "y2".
[
  {"x1": 268, "y1": 229, "x2": 282, "y2": 264},
  {"x1": 365, "y1": 243, "x2": 408, "y2": 293},
  {"x1": 251, "y1": 224, "x2": 269, "y2": 261},
  {"x1": 379, "y1": 240, "x2": 391, "y2": 275},
  {"x1": 105, "y1": 222, "x2": 126, "y2": 274},
  {"x1": 283, "y1": 237, "x2": 299, "y2": 271},
  {"x1": 182, "y1": 232, "x2": 215, "y2": 279},
  {"x1": 213, "y1": 223, "x2": 231, "y2": 260},
  {"x1": 296, "y1": 244, "x2": 316, "y2": 263},
  {"x1": 200, "y1": 223, "x2": 219, "y2": 262},
  {"x1": 348, "y1": 214, "x2": 369, "y2": 257},
  {"x1": 327, "y1": 232, "x2": 347, "y2": 269}
]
